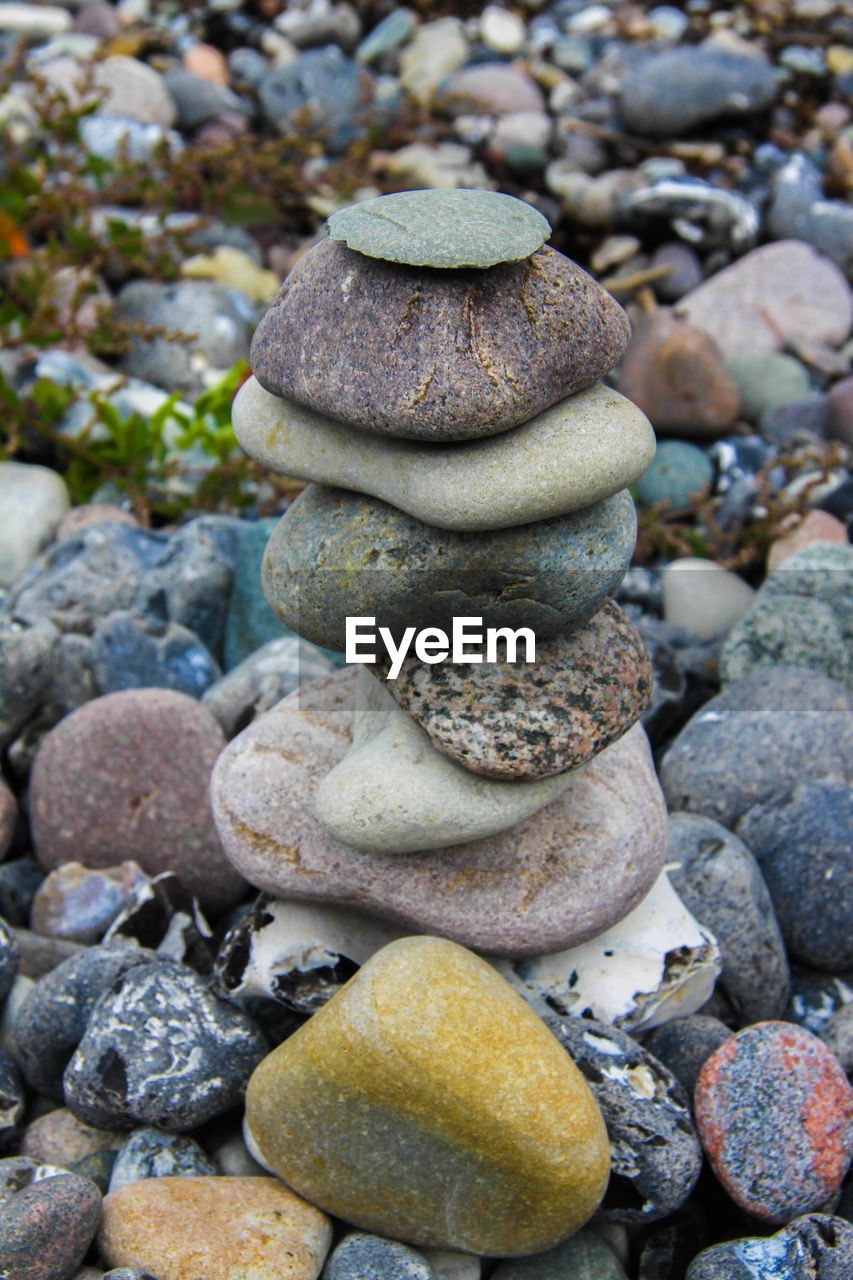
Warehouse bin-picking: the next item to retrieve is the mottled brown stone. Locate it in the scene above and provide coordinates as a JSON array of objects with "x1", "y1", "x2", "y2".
[
  {"x1": 617, "y1": 310, "x2": 739, "y2": 439},
  {"x1": 378, "y1": 600, "x2": 652, "y2": 779},
  {"x1": 245, "y1": 937, "x2": 609, "y2": 1255},
  {"x1": 250, "y1": 240, "x2": 631, "y2": 440}
]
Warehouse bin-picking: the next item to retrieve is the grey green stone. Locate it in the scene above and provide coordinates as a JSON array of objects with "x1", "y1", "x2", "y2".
[
  {"x1": 325, "y1": 188, "x2": 550, "y2": 269},
  {"x1": 261, "y1": 484, "x2": 637, "y2": 653},
  {"x1": 491, "y1": 1229, "x2": 627, "y2": 1279},
  {"x1": 726, "y1": 352, "x2": 811, "y2": 424},
  {"x1": 634, "y1": 441, "x2": 713, "y2": 514}
]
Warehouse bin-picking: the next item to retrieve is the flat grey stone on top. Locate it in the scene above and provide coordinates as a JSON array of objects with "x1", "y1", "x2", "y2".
[{"x1": 325, "y1": 188, "x2": 550, "y2": 268}]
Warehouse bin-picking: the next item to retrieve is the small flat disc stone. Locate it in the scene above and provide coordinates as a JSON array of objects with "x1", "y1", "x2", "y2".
[{"x1": 325, "y1": 188, "x2": 551, "y2": 268}]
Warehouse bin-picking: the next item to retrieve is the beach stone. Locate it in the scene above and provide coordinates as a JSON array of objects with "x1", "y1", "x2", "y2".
[
  {"x1": 245, "y1": 936, "x2": 609, "y2": 1255},
  {"x1": 419, "y1": 1250, "x2": 479, "y2": 1280},
  {"x1": 29, "y1": 689, "x2": 244, "y2": 914},
  {"x1": 356, "y1": 9, "x2": 416, "y2": 64},
  {"x1": 180, "y1": 246, "x2": 279, "y2": 303},
  {"x1": 0, "y1": 1155, "x2": 67, "y2": 1207},
  {"x1": 695, "y1": 1022, "x2": 853, "y2": 1222},
  {"x1": 651, "y1": 243, "x2": 703, "y2": 302},
  {"x1": 398, "y1": 17, "x2": 469, "y2": 105},
  {"x1": 163, "y1": 69, "x2": 248, "y2": 130},
  {"x1": 440, "y1": 65, "x2": 545, "y2": 117},
  {"x1": 736, "y1": 780, "x2": 853, "y2": 970},
  {"x1": 644, "y1": 1017, "x2": 734, "y2": 1100},
  {"x1": 113, "y1": 280, "x2": 252, "y2": 398},
  {"x1": 768, "y1": 153, "x2": 853, "y2": 280},
  {"x1": 767, "y1": 512, "x2": 849, "y2": 571},
  {"x1": 820, "y1": 1004, "x2": 853, "y2": 1074},
  {"x1": 0, "y1": 1172, "x2": 102, "y2": 1280},
  {"x1": 720, "y1": 543, "x2": 853, "y2": 689},
  {"x1": 660, "y1": 666, "x2": 853, "y2": 828},
  {"x1": 64, "y1": 961, "x2": 267, "y2": 1131},
  {"x1": 314, "y1": 670, "x2": 603, "y2": 856},
  {"x1": 55, "y1": 505, "x2": 138, "y2": 542},
  {"x1": 544, "y1": 1013, "x2": 702, "y2": 1223},
  {"x1": 760, "y1": 394, "x2": 829, "y2": 448},
  {"x1": 258, "y1": 47, "x2": 377, "y2": 153},
  {"x1": 661, "y1": 560, "x2": 755, "y2": 641},
  {"x1": 727, "y1": 352, "x2": 812, "y2": 424},
  {"x1": 109, "y1": 1128, "x2": 216, "y2": 1192},
  {"x1": 250, "y1": 240, "x2": 630, "y2": 440},
  {"x1": 378, "y1": 600, "x2": 651, "y2": 779},
  {"x1": 323, "y1": 1233, "x2": 436, "y2": 1280},
  {"x1": 620, "y1": 44, "x2": 777, "y2": 137},
  {"x1": 491, "y1": 1231, "x2": 626, "y2": 1280},
  {"x1": 0, "y1": 616, "x2": 59, "y2": 749},
  {"x1": 617, "y1": 312, "x2": 738, "y2": 439},
  {"x1": 828, "y1": 375, "x2": 853, "y2": 448},
  {"x1": 12, "y1": 943, "x2": 155, "y2": 1099},
  {"x1": 667, "y1": 812, "x2": 789, "y2": 1022},
  {"x1": 202, "y1": 636, "x2": 334, "y2": 738},
  {"x1": 0, "y1": 1048, "x2": 24, "y2": 1141},
  {"x1": 70, "y1": 1148, "x2": 117, "y2": 1194},
  {"x1": 211, "y1": 669, "x2": 668, "y2": 956},
  {"x1": 686, "y1": 1214, "x2": 853, "y2": 1280},
  {"x1": 0, "y1": 917, "x2": 18, "y2": 1005},
  {"x1": 0, "y1": 462, "x2": 70, "y2": 589},
  {"x1": 100, "y1": 1176, "x2": 332, "y2": 1280},
  {"x1": 326, "y1": 190, "x2": 549, "y2": 270},
  {"x1": 20, "y1": 1109, "x2": 125, "y2": 1167},
  {"x1": 261, "y1": 485, "x2": 636, "y2": 653},
  {"x1": 89, "y1": 611, "x2": 221, "y2": 699},
  {"x1": 0, "y1": 778, "x2": 16, "y2": 860},
  {"x1": 677, "y1": 241, "x2": 853, "y2": 363},
  {"x1": 234, "y1": 376, "x2": 655, "y2": 533},
  {"x1": 222, "y1": 518, "x2": 290, "y2": 670},
  {"x1": 634, "y1": 441, "x2": 713, "y2": 514},
  {"x1": 30, "y1": 862, "x2": 150, "y2": 945}
]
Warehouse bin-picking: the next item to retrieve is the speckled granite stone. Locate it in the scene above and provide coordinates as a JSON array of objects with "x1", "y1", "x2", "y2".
[
  {"x1": 261, "y1": 485, "x2": 637, "y2": 652},
  {"x1": 378, "y1": 600, "x2": 652, "y2": 779},
  {"x1": 250, "y1": 241, "x2": 630, "y2": 440}
]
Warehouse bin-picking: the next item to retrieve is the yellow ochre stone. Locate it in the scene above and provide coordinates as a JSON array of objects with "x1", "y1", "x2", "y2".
[
  {"x1": 245, "y1": 936, "x2": 610, "y2": 1256},
  {"x1": 98, "y1": 1176, "x2": 332, "y2": 1280}
]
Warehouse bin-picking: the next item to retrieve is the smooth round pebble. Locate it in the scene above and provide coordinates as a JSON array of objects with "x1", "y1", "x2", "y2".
[
  {"x1": 20, "y1": 1108, "x2": 125, "y2": 1167},
  {"x1": 0, "y1": 1172, "x2": 102, "y2": 1280},
  {"x1": 491, "y1": 1230, "x2": 627, "y2": 1280},
  {"x1": 634, "y1": 441, "x2": 713, "y2": 514},
  {"x1": 99, "y1": 1176, "x2": 332, "y2": 1280},
  {"x1": 0, "y1": 461, "x2": 70, "y2": 590},
  {"x1": 323, "y1": 1232, "x2": 436, "y2": 1280},
  {"x1": 109, "y1": 1127, "x2": 217, "y2": 1192},
  {"x1": 767, "y1": 512, "x2": 848, "y2": 570},
  {"x1": 30, "y1": 689, "x2": 244, "y2": 913},
  {"x1": 695, "y1": 1022, "x2": 853, "y2": 1222},
  {"x1": 326, "y1": 189, "x2": 550, "y2": 269},
  {"x1": 661, "y1": 559, "x2": 755, "y2": 641},
  {"x1": 30, "y1": 862, "x2": 149, "y2": 945},
  {"x1": 736, "y1": 779, "x2": 853, "y2": 970},
  {"x1": 620, "y1": 45, "x2": 777, "y2": 137},
  {"x1": 727, "y1": 352, "x2": 812, "y2": 424}
]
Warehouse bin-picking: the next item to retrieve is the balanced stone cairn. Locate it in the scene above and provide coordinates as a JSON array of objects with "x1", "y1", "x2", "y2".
[{"x1": 213, "y1": 189, "x2": 674, "y2": 1256}]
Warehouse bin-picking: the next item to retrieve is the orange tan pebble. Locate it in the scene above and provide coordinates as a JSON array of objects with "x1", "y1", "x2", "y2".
[
  {"x1": 694, "y1": 1021, "x2": 853, "y2": 1223},
  {"x1": 245, "y1": 935, "x2": 610, "y2": 1257},
  {"x1": 766, "y1": 512, "x2": 848, "y2": 571},
  {"x1": 98, "y1": 1176, "x2": 332, "y2": 1280},
  {"x1": 182, "y1": 43, "x2": 229, "y2": 85}
]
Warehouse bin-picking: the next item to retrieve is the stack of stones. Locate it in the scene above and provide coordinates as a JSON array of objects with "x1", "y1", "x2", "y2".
[{"x1": 213, "y1": 189, "x2": 671, "y2": 1254}]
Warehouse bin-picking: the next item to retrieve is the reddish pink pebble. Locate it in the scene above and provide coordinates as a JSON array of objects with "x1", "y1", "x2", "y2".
[{"x1": 695, "y1": 1020, "x2": 853, "y2": 1223}]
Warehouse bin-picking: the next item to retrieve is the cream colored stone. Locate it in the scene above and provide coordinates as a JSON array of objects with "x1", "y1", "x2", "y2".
[
  {"x1": 232, "y1": 376, "x2": 656, "y2": 531},
  {"x1": 399, "y1": 18, "x2": 469, "y2": 105},
  {"x1": 767, "y1": 513, "x2": 849, "y2": 571},
  {"x1": 99, "y1": 1176, "x2": 332, "y2": 1280},
  {"x1": 245, "y1": 937, "x2": 609, "y2": 1256},
  {"x1": 181, "y1": 247, "x2": 280, "y2": 303},
  {"x1": 315, "y1": 669, "x2": 582, "y2": 853},
  {"x1": 21, "y1": 1108, "x2": 125, "y2": 1166},
  {"x1": 662, "y1": 557, "x2": 755, "y2": 639}
]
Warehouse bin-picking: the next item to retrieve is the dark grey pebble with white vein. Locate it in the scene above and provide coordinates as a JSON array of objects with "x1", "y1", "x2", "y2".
[
  {"x1": 544, "y1": 1013, "x2": 702, "y2": 1223},
  {"x1": 63, "y1": 959, "x2": 267, "y2": 1131}
]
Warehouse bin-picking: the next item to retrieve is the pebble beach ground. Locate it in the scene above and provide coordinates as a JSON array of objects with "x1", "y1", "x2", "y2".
[{"x1": 2, "y1": 1, "x2": 853, "y2": 1278}]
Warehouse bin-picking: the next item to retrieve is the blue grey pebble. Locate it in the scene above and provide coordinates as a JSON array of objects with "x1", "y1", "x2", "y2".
[
  {"x1": 257, "y1": 48, "x2": 379, "y2": 153},
  {"x1": 644, "y1": 1016, "x2": 734, "y2": 1101},
  {"x1": 322, "y1": 1232, "x2": 435, "y2": 1280},
  {"x1": 0, "y1": 859, "x2": 44, "y2": 927},
  {"x1": 0, "y1": 616, "x2": 60, "y2": 748},
  {"x1": 0, "y1": 917, "x2": 19, "y2": 1005},
  {"x1": 103, "y1": 1271, "x2": 159, "y2": 1279},
  {"x1": 63, "y1": 960, "x2": 268, "y2": 1131},
  {"x1": 634, "y1": 441, "x2": 713, "y2": 513},
  {"x1": 687, "y1": 1213, "x2": 853, "y2": 1279},
  {"x1": 109, "y1": 1126, "x2": 217, "y2": 1192},
  {"x1": 13, "y1": 942, "x2": 157, "y2": 1100},
  {"x1": 79, "y1": 114, "x2": 183, "y2": 164},
  {"x1": 736, "y1": 779, "x2": 853, "y2": 970},
  {"x1": 163, "y1": 69, "x2": 251, "y2": 129},
  {"x1": 0, "y1": 1048, "x2": 24, "y2": 1146},
  {"x1": 768, "y1": 153, "x2": 853, "y2": 279},
  {"x1": 491, "y1": 1229, "x2": 627, "y2": 1278},
  {"x1": 667, "y1": 810, "x2": 789, "y2": 1022},
  {"x1": 112, "y1": 280, "x2": 253, "y2": 398},
  {"x1": 228, "y1": 46, "x2": 267, "y2": 89},
  {"x1": 760, "y1": 394, "x2": 829, "y2": 448},
  {"x1": 819, "y1": 478, "x2": 853, "y2": 533},
  {"x1": 222, "y1": 518, "x2": 293, "y2": 670},
  {"x1": 90, "y1": 611, "x2": 221, "y2": 699},
  {"x1": 201, "y1": 635, "x2": 334, "y2": 738},
  {"x1": 355, "y1": 9, "x2": 416, "y2": 63},
  {"x1": 620, "y1": 46, "x2": 777, "y2": 137}
]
